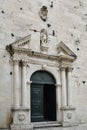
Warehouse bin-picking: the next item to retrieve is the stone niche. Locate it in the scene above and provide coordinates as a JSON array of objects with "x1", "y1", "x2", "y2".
[{"x1": 6, "y1": 35, "x2": 78, "y2": 130}]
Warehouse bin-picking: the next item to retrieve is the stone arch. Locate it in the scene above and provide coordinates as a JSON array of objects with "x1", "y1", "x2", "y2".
[{"x1": 30, "y1": 70, "x2": 56, "y2": 84}]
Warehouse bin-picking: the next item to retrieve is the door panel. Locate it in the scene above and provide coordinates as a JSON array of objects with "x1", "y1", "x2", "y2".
[
  {"x1": 31, "y1": 83, "x2": 56, "y2": 122},
  {"x1": 44, "y1": 85, "x2": 56, "y2": 121},
  {"x1": 31, "y1": 84, "x2": 44, "y2": 122}
]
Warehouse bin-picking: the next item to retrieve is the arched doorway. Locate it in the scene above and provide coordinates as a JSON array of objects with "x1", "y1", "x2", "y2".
[{"x1": 30, "y1": 70, "x2": 56, "y2": 122}]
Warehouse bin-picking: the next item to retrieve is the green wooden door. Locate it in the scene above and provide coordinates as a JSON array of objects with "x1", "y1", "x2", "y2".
[
  {"x1": 30, "y1": 70, "x2": 56, "y2": 122},
  {"x1": 44, "y1": 84, "x2": 56, "y2": 121},
  {"x1": 31, "y1": 83, "x2": 44, "y2": 122}
]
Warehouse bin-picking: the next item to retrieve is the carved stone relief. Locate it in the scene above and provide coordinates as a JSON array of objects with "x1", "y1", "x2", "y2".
[
  {"x1": 40, "y1": 29, "x2": 48, "y2": 46},
  {"x1": 18, "y1": 114, "x2": 25, "y2": 121},
  {"x1": 39, "y1": 6, "x2": 48, "y2": 21},
  {"x1": 67, "y1": 113, "x2": 72, "y2": 119},
  {"x1": 40, "y1": 29, "x2": 49, "y2": 52}
]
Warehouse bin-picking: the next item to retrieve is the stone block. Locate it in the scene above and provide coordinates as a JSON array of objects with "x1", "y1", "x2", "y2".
[
  {"x1": 12, "y1": 107, "x2": 30, "y2": 125},
  {"x1": 60, "y1": 106, "x2": 78, "y2": 127},
  {"x1": 10, "y1": 124, "x2": 33, "y2": 130}
]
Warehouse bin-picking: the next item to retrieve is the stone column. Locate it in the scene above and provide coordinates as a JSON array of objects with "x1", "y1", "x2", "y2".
[
  {"x1": 56, "y1": 84, "x2": 59, "y2": 121},
  {"x1": 27, "y1": 80, "x2": 32, "y2": 123},
  {"x1": 67, "y1": 67, "x2": 73, "y2": 106},
  {"x1": 13, "y1": 60, "x2": 20, "y2": 108},
  {"x1": 61, "y1": 67, "x2": 67, "y2": 106},
  {"x1": 22, "y1": 61, "x2": 27, "y2": 107},
  {"x1": 56, "y1": 83, "x2": 62, "y2": 122}
]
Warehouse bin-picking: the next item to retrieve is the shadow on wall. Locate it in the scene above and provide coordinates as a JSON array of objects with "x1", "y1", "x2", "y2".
[{"x1": 0, "y1": 111, "x2": 12, "y2": 128}]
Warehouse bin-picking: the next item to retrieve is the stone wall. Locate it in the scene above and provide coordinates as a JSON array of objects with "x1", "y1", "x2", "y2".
[{"x1": 0, "y1": 0, "x2": 87, "y2": 129}]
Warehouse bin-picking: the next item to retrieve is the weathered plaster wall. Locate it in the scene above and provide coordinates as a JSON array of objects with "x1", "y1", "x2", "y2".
[{"x1": 0, "y1": 0, "x2": 87, "y2": 128}]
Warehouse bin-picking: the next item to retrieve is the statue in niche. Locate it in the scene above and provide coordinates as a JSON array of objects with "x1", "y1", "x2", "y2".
[
  {"x1": 40, "y1": 29, "x2": 48, "y2": 46},
  {"x1": 39, "y1": 6, "x2": 48, "y2": 21}
]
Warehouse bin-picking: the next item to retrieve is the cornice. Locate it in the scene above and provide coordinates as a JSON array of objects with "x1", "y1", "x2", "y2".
[
  {"x1": 58, "y1": 55, "x2": 75, "y2": 62},
  {"x1": 6, "y1": 36, "x2": 77, "y2": 63},
  {"x1": 12, "y1": 35, "x2": 31, "y2": 47},
  {"x1": 6, "y1": 35, "x2": 31, "y2": 55},
  {"x1": 27, "y1": 50, "x2": 59, "y2": 61},
  {"x1": 57, "y1": 41, "x2": 77, "y2": 60},
  {"x1": 7, "y1": 45, "x2": 76, "y2": 63},
  {"x1": 26, "y1": 59, "x2": 59, "y2": 67}
]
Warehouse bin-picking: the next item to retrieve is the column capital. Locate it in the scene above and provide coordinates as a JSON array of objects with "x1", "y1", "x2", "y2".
[
  {"x1": 55, "y1": 84, "x2": 61, "y2": 87},
  {"x1": 22, "y1": 60, "x2": 28, "y2": 66},
  {"x1": 60, "y1": 67, "x2": 66, "y2": 71},
  {"x1": 13, "y1": 59, "x2": 20, "y2": 65},
  {"x1": 27, "y1": 80, "x2": 32, "y2": 85},
  {"x1": 67, "y1": 67, "x2": 73, "y2": 72}
]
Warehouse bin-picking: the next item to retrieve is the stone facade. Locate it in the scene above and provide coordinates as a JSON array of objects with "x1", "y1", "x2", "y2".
[{"x1": 1, "y1": 0, "x2": 87, "y2": 130}]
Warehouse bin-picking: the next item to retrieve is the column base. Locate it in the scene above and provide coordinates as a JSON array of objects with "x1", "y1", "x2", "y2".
[
  {"x1": 60, "y1": 106, "x2": 78, "y2": 127},
  {"x1": 11, "y1": 107, "x2": 33, "y2": 130},
  {"x1": 11, "y1": 107, "x2": 30, "y2": 125}
]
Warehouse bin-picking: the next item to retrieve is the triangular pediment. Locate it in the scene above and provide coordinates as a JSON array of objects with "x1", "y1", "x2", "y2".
[
  {"x1": 6, "y1": 35, "x2": 31, "y2": 55},
  {"x1": 11, "y1": 34, "x2": 31, "y2": 48},
  {"x1": 57, "y1": 41, "x2": 77, "y2": 60}
]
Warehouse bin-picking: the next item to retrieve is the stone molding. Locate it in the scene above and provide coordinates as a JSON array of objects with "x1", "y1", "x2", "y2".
[
  {"x1": 55, "y1": 84, "x2": 62, "y2": 87},
  {"x1": 13, "y1": 59, "x2": 20, "y2": 65},
  {"x1": 60, "y1": 67, "x2": 66, "y2": 71},
  {"x1": 60, "y1": 106, "x2": 76, "y2": 111},
  {"x1": 40, "y1": 45, "x2": 49, "y2": 52},
  {"x1": 11, "y1": 107, "x2": 30, "y2": 111},
  {"x1": 25, "y1": 59, "x2": 58, "y2": 67},
  {"x1": 6, "y1": 35, "x2": 77, "y2": 64},
  {"x1": 11, "y1": 48, "x2": 75, "y2": 63},
  {"x1": 6, "y1": 35, "x2": 31, "y2": 55},
  {"x1": 12, "y1": 35, "x2": 31, "y2": 47},
  {"x1": 60, "y1": 66, "x2": 73, "y2": 72},
  {"x1": 57, "y1": 41, "x2": 77, "y2": 59},
  {"x1": 59, "y1": 55, "x2": 75, "y2": 62},
  {"x1": 27, "y1": 80, "x2": 32, "y2": 85}
]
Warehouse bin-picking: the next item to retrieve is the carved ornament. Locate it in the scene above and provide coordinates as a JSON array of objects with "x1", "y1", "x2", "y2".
[
  {"x1": 18, "y1": 114, "x2": 25, "y2": 121},
  {"x1": 57, "y1": 41, "x2": 77, "y2": 62},
  {"x1": 67, "y1": 113, "x2": 72, "y2": 119},
  {"x1": 6, "y1": 35, "x2": 31, "y2": 55},
  {"x1": 40, "y1": 29, "x2": 48, "y2": 45},
  {"x1": 39, "y1": 6, "x2": 48, "y2": 21},
  {"x1": 40, "y1": 29, "x2": 49, "y2": 52}
]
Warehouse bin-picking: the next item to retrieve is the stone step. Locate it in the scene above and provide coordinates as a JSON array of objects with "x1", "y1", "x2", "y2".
[{"x1": 33, "y1": 121, "x2": 61, "y2": 129}]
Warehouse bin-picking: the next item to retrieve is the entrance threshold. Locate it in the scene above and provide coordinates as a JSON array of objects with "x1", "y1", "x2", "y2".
[{"x1": 32, "y1": 121, "x2": 61, "y2": 128}]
